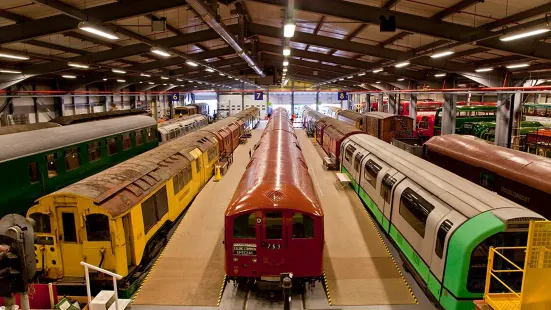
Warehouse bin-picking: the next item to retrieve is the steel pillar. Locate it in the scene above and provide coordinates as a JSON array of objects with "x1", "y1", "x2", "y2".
[
  {"x1": 388, "y1": 94, "x2": 397, "y2": 114},
  {"x1": 32, "y1": 84, "x2": 39, "y2": 123},
  {"x1": 315, "y1": 90, "x2": 320, "y2": 111},
  {"x1": 366, "y1": 94, "x2": 371, "y2": 112},
  {"x1": 377, "y1": 93, "x2": 383, "y2": 112},
  {"x1": 409, "y1": 93, "x2": 417, "y2": 129},
  {"x1": 441, "y1": 93, "x2": 457, "y2": 135},
  {"x1": 495, "y1": 93, "x2": 521, "y2": 148}
]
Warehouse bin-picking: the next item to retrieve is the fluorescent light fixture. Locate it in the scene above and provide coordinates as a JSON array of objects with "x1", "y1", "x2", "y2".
[
  {"x1": 500, "y1": 28, "x2": 550, "y2": 42},
  {"x1": 283, "y1": 46, "x2": 291, "y2": 56},
  {"x1": 198, "y1": 82, "x2": 203, "y2": 84},
  {"x1": 395, "y1": 61, "x2": 410, "y2": 68},
  {"x1": 347, "y1": 76, "x2": 353, "y2": 79},
  {"x1": 68, "y1": 62, "x2": 89, "y2": 69},
  {"x1": 283, "y1": 68, "x2": 288, "y2": 72},
  {"x1": 283, "y1": 60, "x2": 289, "y2": 66},
  {"x1": 219, "y1": 73, "x2": 225, "y2": 76},
  {"x1": 373, "y1": 68, "x2": 383, "y2": 73},
  {"x1": 435, "y1": 73, "x2": 447, "y2": 77},
  {"x1": 148, "y1": 82, "x2": 155, "y2": 85},
  {"x1": 161, "y1": 76, "x2": 169, "y2": 80},
  {"x1": 397, "y1": 78, "x2": 405, "y2": 81},
  {"x1": 0, "y1": 69, "x2": 22, "y2": 74},
  {"x1": 376, "y1": 81, "x2": 381, "y2": 84},
  {"x1": 117, "y1": 79, "x2": 126, "y2": 83},
  {"x1": 431, "y1": 50, "x2": 454, "y2": 58},
  {"x1": 150, "y1": 47, "x2": 170, "y2": 57},
  {"x1": 176, "y1": 78, "x2": 183, "y2": 82},
  {"x1": 78, "y1": 21, "x2": 119, "y2": 40},
  {"x1": 475, "y1": 67, "x2": 493, "y2": 72},
  {"x1": 140, "y1": 73, "x2": 151, "y2": 77},
  {"x1": 62, "y1": 75, "x2": 77, "y2": 79},
  {"x1": 205, "y1": 68, "x2": 215, "y2": 72},
  {"x1": 186, "y1": 61, "x2": 199, "y2": 67},
  {"x1": 284, "y1": 20, "x2": 296, "y2": 38},
  {"x1": 358, "y1": 72, "x2": 366, "y2": 76},
  {"x1": 139, "y1": 81, "x2": 142, "y2": 84},
  {"x1": 163, "y1": 83, "x2": 167, "y2": 85},
  {"x1": 0, "y1": 52, "x2": 30, "y2": 60},
  {"x1": 506, "y1": 63, "x2": 530, "y2": 69},
  {"x1": 112, "y1": 68, "x2": 126, "y2": 74},
  {"x1": 103, "y1": 78, "x2": 107, "y2": 81},
  {"x1": 338, "y1": 78, "x2": 344, "y2": 81}
]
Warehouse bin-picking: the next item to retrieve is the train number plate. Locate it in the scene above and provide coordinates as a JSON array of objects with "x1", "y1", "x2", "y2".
[{"x1": 233, "y1": 243, "x2": 257, "y2": 256}]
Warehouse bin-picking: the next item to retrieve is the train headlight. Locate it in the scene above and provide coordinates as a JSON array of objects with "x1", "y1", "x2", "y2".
[
  {"x1": 233, "y1": 257, "x2": 238, "y2": 262},
  {"x1": 252, "y1": 258, "x2": 257, "y2": 263}
]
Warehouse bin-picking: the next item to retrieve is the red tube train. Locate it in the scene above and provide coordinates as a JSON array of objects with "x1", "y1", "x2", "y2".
[{"x1": 224, "y1": 108, "x2": 324, "y2": 289}]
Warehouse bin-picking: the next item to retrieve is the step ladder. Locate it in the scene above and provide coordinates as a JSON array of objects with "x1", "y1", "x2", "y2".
[{"x1": 81, "y1": 262, "x2": 131, "y2": 310}]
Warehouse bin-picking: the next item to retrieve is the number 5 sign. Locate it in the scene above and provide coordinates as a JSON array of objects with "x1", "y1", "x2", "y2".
[{"x1": 254, "y1": 91, "x2": 264, "y2": 100}]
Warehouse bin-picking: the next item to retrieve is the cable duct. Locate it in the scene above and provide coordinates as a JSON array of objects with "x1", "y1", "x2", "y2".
[{"x1": 186, "y1": 0, "x2": 265, "y2": 77}]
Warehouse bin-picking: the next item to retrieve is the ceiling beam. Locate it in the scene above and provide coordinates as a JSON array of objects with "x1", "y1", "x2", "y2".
[
  {"x1": 25, "y1": 39, "x2": 89, "y2": 55},
  {"x1": 328, "y1": 23, "x2": 368, "y2": 55},
  {"x1": 378, "y1": 32, "x2": 412, "y2": 47},
  {"x1": 480, "y1": 3, "x2": 551, "y2": 30},
  {"x1": 448, "y1": 47, "x2": 489, "y2": 59},
  {"x1": 431, "y1": 0, "x2": 484, "y2": 20},
  {"x1": 304, "y1": 15, "x2": 326, "y2": 51},
  {"x1": 0, "y1": 9, "x2": 31, "y2": 23},
  {"x1": 382, "y1": 0, "x2": 402, "y2": 10},
  {"x1": 144, "y1": 14, "x2": 211, "y2": 53},
  {"x1": 251, "y1": 0, "x2": 551, "y2": 61},
  {"x1": 0, "y1": 0, "x2": 187, "y2": 44}
]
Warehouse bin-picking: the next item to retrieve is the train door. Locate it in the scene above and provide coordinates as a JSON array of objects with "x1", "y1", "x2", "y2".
[
  {"x1": 378, "y1": 169, "x2": 405, "y2": 233},
  {"x1": 122, "y1": 214, "x2": 135, "y2": 268},
  {"x1": 56, "y1": 207, "x2": 83, "y2": 277},
  {"x1": 258, "y1": 211, "x2": 287, "y2": 276}
]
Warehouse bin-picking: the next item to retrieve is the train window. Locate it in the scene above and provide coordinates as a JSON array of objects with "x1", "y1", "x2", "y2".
[
  {"x1": 435, "y1": 220, "x2": 453, "y2": 259},
  {"x1": 30, "y1": 213, "x2": 50, "y2": 233},
  {"x1": 354, "y1": 153, "x2": 364, "y2": 171},
  {"x1": 233, "y1": 213, "x2": 256, "y2": 238},
  {"x1": 364, "y1": 159, "x2": 382, "y2": 188},
  {"x1": 196, "y1": 159, "x2": 201, "y2": 173},
  {"x1": 135, "y1": 130, "x2": 144, "y2": 146},
  {"x1": 122, "y1": 133, "x2": 132, "y2": 151},
  {"x1": 173, "y1": 172, "x2": 181, "y2": 194},
  {"x1": 107, "y1": 137, "x2": 118, "y2": 156},
  {"x1": 182, "y1": 167, "x2": 192, "y2": 187},
  {"x1": 47, "y1": 153, "x2": 58, "y2": 178},
  {"x1": 65, "y1": 147, "x2": 81, "y2": 171},
  {"x1": 265, "y1": 212, "x2": 283, "y2": 239},
  {"x1": 380, "y1": 174, "x2": 397, "y2": 203},
  {"x1": 155, "y1": 186, "x2": 169, "y2": 220},
  {"x1": 146, "y1": 127, "x2": 155, "y2": 142},
  {"x1": 399, "y1": 188, "x2": 434, "y2": 238},
  {"x1": 345, "y1": 145, "x2": 356, "y2": 163},
  {"x1": 28, "y1": 163, "x2": 39, "y2": 183},
  {"x1": 88, "y1": 141, "x2": 102, "y2": 162},
  {"x1": 418, "y1": 121, "x2": 428, "y2": 129},
  {"x1": 141, "y1": 194, "x2": 157, "y2": 233},
  {"x1": 208, "y1": 148, "x2": 217, "y2": 162},
  {"x1": 61, "y1": 213, "x2": 77, "y2": 242},
  {"x1": 292, "y1": 213, "x2": 314, "y2": 238},
  {"x1": 86, "y1": 214, "x2": 110, "y2": 242},
  {"x1": 169, "y1": 130, "x2": 176, "y2": 140}
]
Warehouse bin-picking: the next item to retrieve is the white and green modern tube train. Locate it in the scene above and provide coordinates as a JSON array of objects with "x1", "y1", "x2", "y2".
[{"x1": 339, "y1": 133, "x2": 544, "y2": 310}]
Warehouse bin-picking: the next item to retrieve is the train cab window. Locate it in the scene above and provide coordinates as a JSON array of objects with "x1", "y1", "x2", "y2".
[
  {"x1": 88, "y1": 141, "x2": 102, "y2": 162},
  {"x1": 292, "y1": 213, "x2": 314, "y2": 238},
  {"x1": 107, "y1": 137, "x2": 118, "y2": 156},
  {"x1": 208, "y1": 148, "x2": 217, "y2": 162},
  {"x1": 122, "y1": 133, "x2": 132, "y2": 151},
  {"x1": 86, "y1": 214, "x2": 110, "y2": 241},
  {"x1": 30, "y1": 213, "x2": 50, "y2": 233},
  {"x1": 364, "y1": 159, "x2": 382, "y2": 188},
  {"x1": 380, "y1": 174, "x2": 397, "y2": 203},
  {"x1": 135, "y1": 130, "x2": 144, "y2": 146},
  {"x1": 146, "y1": 127, "x2": 155, "y2": 142},
  {"x1": 233, "y1": 213, "x2": 256, "y2": 238},
  {"x1": 435, "y1": 220, "x2": 453, "y2": 259},
  {"x1": 399, "y1": 188, "x2": 434, "y2": 238},
  {"x1": 28, "y1": 163, "x2": 39, "y2": 183},
  {"x1": 65, "y1": 147, "x2": 81, "y2": 171},
  {"x1": 61, "y1": 213, "x2": 77, "y2": 242},
  {"x1": 46, "y1": 153, "x2": 58, "y2": 178},
  {"x1": 345, "y1": 145, "x2": 356, "y2": 163},
  {"x1": 480, "y1": 171, "x2": 495, "y2": 190},
  {"x1": 354, "y1": 153, "x2": 364, "y2": 171},
  {"x1": 173, "y1": 172, "x2": 181, "y2": 194},
  {"x1": 195, "y1": 159, "x2": 201, "y2": 173},
  {"x1": 265, "y1": 212, "x2": 283, "y2": 239}
]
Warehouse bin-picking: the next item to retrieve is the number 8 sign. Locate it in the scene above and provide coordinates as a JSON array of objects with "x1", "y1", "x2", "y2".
[
  {"x1": 254, "y1": 91, "x2": 264, "y2": 100},
  {"x1": 338, "y1": 91, "x2": 348, "y2": 100}
]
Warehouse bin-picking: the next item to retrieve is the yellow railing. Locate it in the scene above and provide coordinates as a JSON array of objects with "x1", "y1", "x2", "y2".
[{"x1": 483, "y1": 221, "x2": 551, "y2": 310}]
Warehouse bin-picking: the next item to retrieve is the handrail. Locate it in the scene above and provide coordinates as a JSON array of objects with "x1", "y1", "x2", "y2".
[
  {"x1": 80, "y1": 261, "x2": 123, "y2": 310},
  {"x1": 484, "y1": 246, "x2": 527, "y2": 310}
]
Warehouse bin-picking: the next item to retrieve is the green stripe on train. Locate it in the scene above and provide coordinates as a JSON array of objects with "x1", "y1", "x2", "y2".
[{"x1": 341, "y1": 167, "x2": 358, "y2": 192}]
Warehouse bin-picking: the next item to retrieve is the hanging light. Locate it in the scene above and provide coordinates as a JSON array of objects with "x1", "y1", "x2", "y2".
[
  {"x1": 68, "y1": 62, "x2": 89, "y2": 69},
  {"x1": 434, "y1": 73, "x2": 446, "y2": 77},
  {"x1": 283, "y1": 46, "x2": 291, "y2": 56},
  {"x1": 500, "y1": 27, "x2": 551, "y2": 41},
  {"x1": 431, "y1": 50, "x2": 454, "y2": 58},
  {"x1": 284, "y1": 19, "x2": 296, "y2": 38},
  {"x1": 205, "y1": 68, "x2": 215, "y2": 72},
  {"x1": 395, "y1": 61, "x2": 410, "y2": 68},
  {"x1": 372, "y1": 68, "x2": 383, "y2": 73},
  {"x1": 62, "y1": 75, "x2": 77, "y2": 79},
  {"x1": 0, "y1": 52, "x2": 29, "y2": 60},
  {"x1": 283, "y1": 60, "x2": 289, "y2": 66},
  {"x1": 219, "y1": 73, "x2": 225, "y2": 76},
  {"x1": 358, "y1": 72, "x2": 366, "y2": 76},
  {"x1": 150, "y1": 47, "x2": 171, "y2": 57},
  {"x1": 78, "y1": 21, "x2": 119, "y2": 40},
  {"x1": 112, "y1": 68, "x2": 126, "y2": 74},
  {"x1": 506, "y1": 63, "x2": 530, "y2": 69},
  {"x1": 140, "y1": 73, "x2": 151, "y2": 77},
  {"x1": 148, "y1": 82, "x2": 155, "y2": 85},
  {"x1": 0, "y1": 69, "x2": 22, "y2": 74},
  {"x1": 397, "y1": 78, "x2": 405, "y2": 81},
  {"x1": 161, "y1": 76, "x2": 169, "y2": 80},
  {"x1": 475, "y1": 67, "x2": 493, "y2": 72},
  {"x1": 117, "y1": 79, "x2": 126, "y2": 83}
]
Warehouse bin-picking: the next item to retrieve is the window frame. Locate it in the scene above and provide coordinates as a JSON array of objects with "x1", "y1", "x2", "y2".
[
  {"x1": 364, "y1": 159, "x2": 382, "y2": 188},
  {"x1": 122, "y1": 133, "x2": 132, "y2": 151},
  {"x1": 88, "y1": 141, "x2": 102, "y2": 163},
  {"x1": 85, "y1": 214, "x2": 111, "y2": 242},
  {"x1": 135, "y1": 129, "x2": 144, "y2": 146},
  {"x1": 399, "y1": 188, "x2": 435, "y2": 238},
  {"x1": 233, "y1": 213, "x2": 256, "y2": 239},
  {"x1": 380, "y1": 173, "x2": 397, "y2": 204},
  {"x1": 435, "y1": 219, "x2": 453, "y2": 259},
  {"x1": 46, "y1": 153, "x2": 58, "y2": 178},
  {"x1": 107, "y1": 137, "x2": 119, "y2": 156},
  {"x1": 64, "y1": 147, "x2": 82, "y2": 171},
  {"x1": 344, "y1": 145, "x2": 356, "y2": 163},
  {"x1": 292, "y1": 213, "x2": 314, "y2": 239}
]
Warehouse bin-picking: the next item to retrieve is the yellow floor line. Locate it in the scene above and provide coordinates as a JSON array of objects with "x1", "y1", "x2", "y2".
[
  {"x1": 322, "y1": 271, "x2": 332, "y2": 306},
  {"x1": 217, "y1": 275, "x2": 227, "y2": 306}
]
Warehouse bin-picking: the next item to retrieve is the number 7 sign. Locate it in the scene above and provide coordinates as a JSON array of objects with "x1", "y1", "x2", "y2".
[{"x1": 254, "y1": 91, "x2": 264, "y2": 100}]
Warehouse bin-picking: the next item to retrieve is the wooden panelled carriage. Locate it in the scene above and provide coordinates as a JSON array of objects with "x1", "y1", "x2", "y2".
[
  {"x1": 225, "y1": 108, "x2": 323, "y2": 286},
  {"x1": 174, "y1": 106, "x2": 198, "y2": 118},
  {"x1": 26, "y1": 107, "x2": 260, "y2": 296},
  {"x1": 364, "y1": 112, "x2": 413, "y2": 143},
  {"x1": 337, "y1": 110, "x2": 365, "y2": 130},
  {"x1": 339, "y1": 134, "x2": 544, "y2": 310}
]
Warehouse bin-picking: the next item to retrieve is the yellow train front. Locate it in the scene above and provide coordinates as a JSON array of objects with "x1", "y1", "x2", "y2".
[{"x1": 27, "y1": 130, "x2": 220, "y2": 296}]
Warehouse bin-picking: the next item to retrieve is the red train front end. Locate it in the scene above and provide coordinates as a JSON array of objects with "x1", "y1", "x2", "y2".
[{"x1": 224, "y1": 108, "x2": 324, "y2": 289}]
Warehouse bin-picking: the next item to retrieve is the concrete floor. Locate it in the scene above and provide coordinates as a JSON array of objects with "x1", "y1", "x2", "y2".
[{"x1": 132, "y1": 123, "x2": 439, "y2": 310}]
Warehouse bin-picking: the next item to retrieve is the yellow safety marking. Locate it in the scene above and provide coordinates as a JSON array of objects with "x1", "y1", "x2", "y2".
[
  {"x1": 322, "y1": 271, "x2": 332, "y2": 306},
  {"x1": 217, "y1": 275, "x2": 227, "y2": 306},
  {"x1": 363, "y1": 210, "x2": 418, "y2": 304}
]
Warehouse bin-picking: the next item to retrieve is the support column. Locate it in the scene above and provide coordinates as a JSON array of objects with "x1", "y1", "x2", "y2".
[
  {"x1": 377, "y1": 93, "x2": 384, "y2": 112},
  {"x1": 441, "y1": 93, "x2": 457, "y2": 135},
  {"x1": 71, "y1": 94, "x2": 76, "y2": 115},
  {"x1": 315, "y1": 90, "x2": 320, "y2": 111},
  {"x1": 55, "y1": 95, "x2": 64, "y2": 116},
  {"x1": 495, "y1": 93, "x2": 520, "y2": 148},
  {"x1": 388, "y1": 94, "x2": 397, "y2": 115},
  {"x1": 7, "y1": 86, "x2": 14, "y2": 114},
  {"x1": 85, "y1": 86, "x2": 92, "y2": 113},
  {"x1": 409, "y1": 93, "x2": 417, "y2": 130},
  {"x1": 366, "y1": 94, "x2": 371, "y2": 112},
  {"x1": 216, "y1": 91, "x2": 220, "y2": 119},
  {"x1": 32, "y1": 84, "x2": 39, "y2": 123},
  {"x1": 241, "y1": 83, "x2": 245, "y2": 111},
  {"x1": 291, "y1": 81, "x2": 295, "y2": 115}
]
